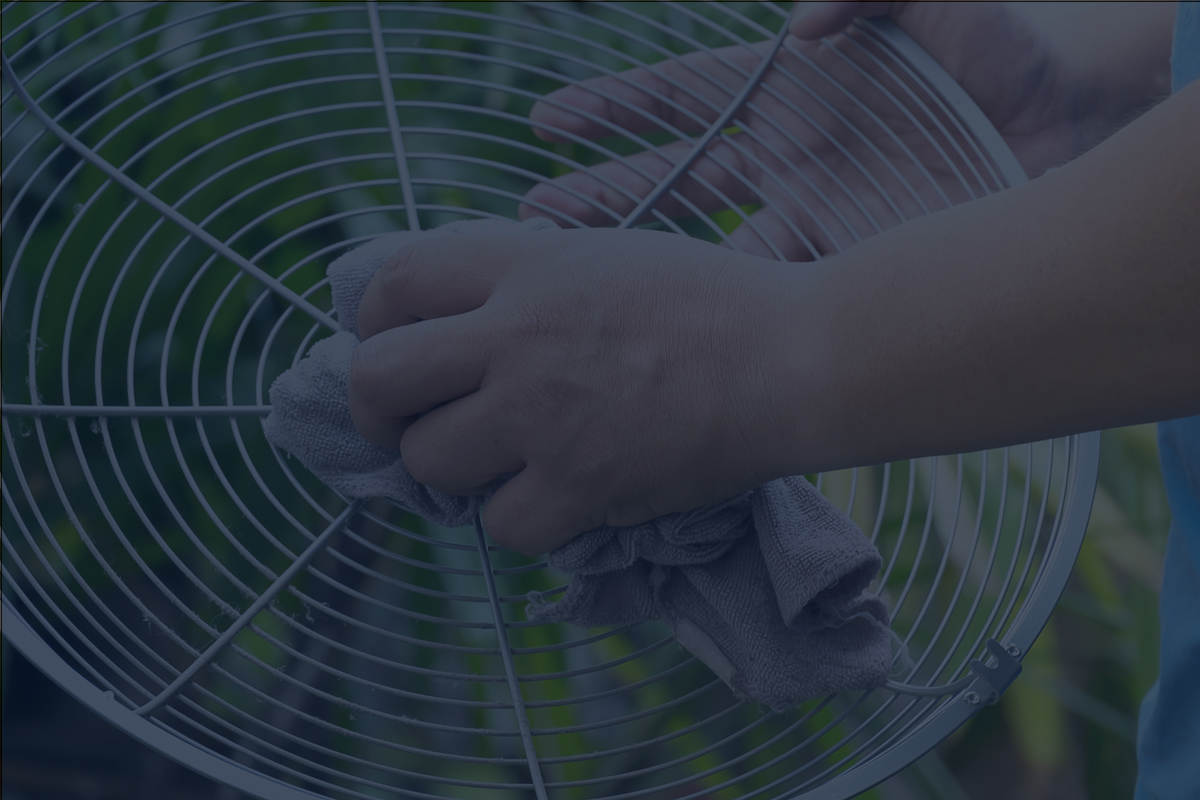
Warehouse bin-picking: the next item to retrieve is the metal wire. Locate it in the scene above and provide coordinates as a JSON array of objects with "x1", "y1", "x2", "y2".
[{"x1": 2, "y1": 3, "x2": 1098, "y2": 799}]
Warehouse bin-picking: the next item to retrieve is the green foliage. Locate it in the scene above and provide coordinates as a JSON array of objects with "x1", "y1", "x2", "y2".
[
  {"x1": 1004, "y1": 625, "x2": 1068, "y2": 772},
  {"x1": 911, "y1": 426, "x2": 1167, "y2": 800}
]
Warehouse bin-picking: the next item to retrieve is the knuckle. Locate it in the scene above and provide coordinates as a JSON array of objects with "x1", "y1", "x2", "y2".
[
  {"x1": 379, "y1": 242, "x2": 420, "y2": 291},
  {"x1": 381, "y1": 239, "x2": 428, "y2": 292},
  {"x1": 399, "y1": 429, "x2": 437, "y2": 486},
  {"x1": 507, "y1": 302, "x2": 556, "y2": 343},
  {"x1": 359, "y1": 248, "x2": 420, "y2": 340},
  {"x1": 524, "y1": 178, "x2": 596, "y2": 222},
  {"x1": 372, "y1": 248, "x2": 420, "y2": 311},
  {"x1": 348, "y1": 341, "x2": 387, "y2": 404},
  {"x1": 502, "y1": 288, "x2": 573, "y2": 347}
]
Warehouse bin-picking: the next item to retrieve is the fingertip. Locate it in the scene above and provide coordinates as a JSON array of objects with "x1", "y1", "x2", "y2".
[
  {"x1": 725, "y1": 226, "x2": 790, "y2": 261},
  {"x1": 529, "y1": 93, "x2": 591, "y2": 142},
  {"x1": 517, "y1": 201, "x2": 555, "y2": 225},
  {"x1": 787, "y1": 1, "x2": 863, "y2": 41},
  {"x1": 531, "y1": 118, "x2": 568, "y2": 143},
  {"x1": 520, "y1": 177, "x2": 608, "y2": 228}
]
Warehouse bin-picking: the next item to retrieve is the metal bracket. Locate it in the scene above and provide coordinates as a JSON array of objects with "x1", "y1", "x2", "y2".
[{"x1": 968, "y1": 639, "x2": 1023, "y2": 705}]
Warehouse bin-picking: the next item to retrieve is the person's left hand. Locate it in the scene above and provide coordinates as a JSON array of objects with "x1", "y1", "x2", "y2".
[{"x1": 346, "y1": 225, "x2": 810, "y2": 556}]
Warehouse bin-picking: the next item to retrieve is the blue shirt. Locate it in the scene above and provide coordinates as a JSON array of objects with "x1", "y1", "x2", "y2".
[{"x1": 1135, "y1": 5, "x2": 1200, "y2": 799}]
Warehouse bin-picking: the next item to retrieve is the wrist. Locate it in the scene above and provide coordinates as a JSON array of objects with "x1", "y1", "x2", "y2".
[{"x1": 740, "y1": 256, "x2": 846, "y2": 481}]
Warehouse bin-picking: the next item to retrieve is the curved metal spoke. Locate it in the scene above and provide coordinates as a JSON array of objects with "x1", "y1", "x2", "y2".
[
  {"x1": 1, "y1": 404, "x2": 271, "y2": 417},
  {"x1": 0, "y1": 52, "x2": 338, "y2": 332},
  {"x1": 137, "y1": 499, "x2": 365, "y2": 717}
]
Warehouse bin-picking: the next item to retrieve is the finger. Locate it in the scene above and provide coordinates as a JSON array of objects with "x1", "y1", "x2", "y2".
[
  {"x1": 730, "y1": 175, "x2": 921, "y2": 261},
  {"x1": 519, "y1": 134, "x2": 768, "y2": 228},
  {"x1": 789, "y1": 2, "x2": 899, "y2": 41},
  {"x1": 397, "y1": 391, "x2": 525, "y2": 495},
  {"x1": 530, "y1": 41, "x2": 772, "y2": 143},
  {"x1": 723, "y1": 205, "x2": 825, "y2": 261},
  {"x1": 481, "y1": 467, "x2": 600, "y2": 557},
  {"x1": 356, "y1": 227, "x2": 533, "y2": 341},
  {"x1": 347, "y1": 313, "x2": 489, "y2": 449},
  {"x1": 726, "y1": 169, "x2": 889, "y2": 261}
]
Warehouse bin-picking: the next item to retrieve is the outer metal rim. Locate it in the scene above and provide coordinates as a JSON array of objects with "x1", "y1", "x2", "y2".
[
  {"x1": 794, "y1": 433, "x2": 1099, "y2": 799},
  {"x1": 791, "y1": 20, "x2": 1098, "y2": 795},
  {"x1": 3, "y1": 598, "x2": 327, "y2": 800}
]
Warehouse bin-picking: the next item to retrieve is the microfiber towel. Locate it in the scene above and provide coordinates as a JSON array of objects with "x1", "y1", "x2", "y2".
[{"x1": 264, "y1": 217, "x2": 893, "y2": 710}]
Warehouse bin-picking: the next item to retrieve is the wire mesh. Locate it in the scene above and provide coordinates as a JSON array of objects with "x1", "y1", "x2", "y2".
[{"x1": 2, "y1": 3, "x2": 1098, "y2": 799}]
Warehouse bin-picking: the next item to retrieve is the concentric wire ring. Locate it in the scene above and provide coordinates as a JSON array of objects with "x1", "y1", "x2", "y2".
[{"x1": 2, "y1": 3, "x2": 1097, "y2": 799}]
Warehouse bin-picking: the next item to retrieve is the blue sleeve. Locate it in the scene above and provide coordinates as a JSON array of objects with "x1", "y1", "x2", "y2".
[
  {"x1": 1171, "y1": 0, "x2": 1200, "y2": 93},
  {"x1": 1134, "y1": 5, "x2": 1200, "y2": 800}
]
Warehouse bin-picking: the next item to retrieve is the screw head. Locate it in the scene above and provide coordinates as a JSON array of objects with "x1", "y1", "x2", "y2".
[
  {"x1": 1006, "y1": 643, "x2": 1021, "y2": 658},
  {"x1": 964, "y1": 691, "x2": 981, "y2": 705}
]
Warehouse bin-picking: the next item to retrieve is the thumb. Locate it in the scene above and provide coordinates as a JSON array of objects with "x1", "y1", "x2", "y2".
[{"x1": 788, "y1": 2, "x2": 901, "y2": 41}]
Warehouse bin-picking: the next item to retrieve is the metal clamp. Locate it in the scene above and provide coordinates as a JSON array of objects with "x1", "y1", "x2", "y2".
[{"x1": 967, "y1": 639, "x2": 1023, "y2": 705}]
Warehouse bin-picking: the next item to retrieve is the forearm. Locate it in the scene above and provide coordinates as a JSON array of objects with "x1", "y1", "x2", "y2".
[{"x1": 766, "y1": 79, "x2": 1200, "y2": 476}]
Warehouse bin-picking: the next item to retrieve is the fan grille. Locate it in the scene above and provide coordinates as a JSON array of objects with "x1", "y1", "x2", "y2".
[{"x1": 1, "y1": 3, "x2": 1097, "y2": 799}]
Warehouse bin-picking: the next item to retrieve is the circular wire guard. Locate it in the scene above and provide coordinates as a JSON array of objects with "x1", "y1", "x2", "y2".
[{"x1": 2, "y1": 3, "x2": 1098, "y2": 799}]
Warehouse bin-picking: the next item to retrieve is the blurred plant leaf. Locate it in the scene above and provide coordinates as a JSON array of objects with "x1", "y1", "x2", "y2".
[
  {"x1": 1086, "y1": 484, "x2": 1164, "y2": 593},
  {"x1": 1004, "y1": 623, "x2": 1068, "y2": 772}
]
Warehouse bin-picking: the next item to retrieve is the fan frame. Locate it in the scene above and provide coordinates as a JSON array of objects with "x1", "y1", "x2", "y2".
[{"x1": 1, "y1": 4, "x2": 1099, "y2": 798}]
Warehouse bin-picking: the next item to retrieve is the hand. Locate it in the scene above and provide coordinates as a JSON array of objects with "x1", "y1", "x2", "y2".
[
  {"x1": 789, "y1": 2, "x2": 1174, "y2": 171},
  {"x1": 519, "y1": 2, "x2": 1173, "y2": 260},
  {"x1": 346, "y1": 226, "x2": 805, "y2": 556}
]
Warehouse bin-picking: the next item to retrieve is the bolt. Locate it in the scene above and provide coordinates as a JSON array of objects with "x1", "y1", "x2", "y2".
[
  {"x1": 1006, "y1": 643, "x2": 1021, "y2": 658},
  {"x1": 964, "y1": 691, "x2": 981, "y2": 705}
]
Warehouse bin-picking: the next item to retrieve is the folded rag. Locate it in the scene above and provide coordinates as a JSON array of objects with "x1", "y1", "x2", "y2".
[{"x1": 264, "y1": 217, "x2": 893, "y2": 709}]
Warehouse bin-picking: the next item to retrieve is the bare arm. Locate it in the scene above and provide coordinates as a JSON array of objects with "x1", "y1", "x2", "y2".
[
  {"x1": 762, "y1": 79, "x2": 1200, "y2": 478},
  {"x1": 351, "y1": 3, "x2": 1195, "y2": 553}
]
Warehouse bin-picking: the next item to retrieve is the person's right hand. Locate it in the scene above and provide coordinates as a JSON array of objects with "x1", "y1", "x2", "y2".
[{"x1": 519, "y1": 2, "x2": 1173, "y2": 260}]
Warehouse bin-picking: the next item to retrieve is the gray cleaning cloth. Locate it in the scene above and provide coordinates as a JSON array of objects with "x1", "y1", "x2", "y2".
[{"x1": 264, "y1": 217, "x2": 893, "y2": 710}]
